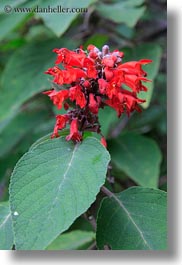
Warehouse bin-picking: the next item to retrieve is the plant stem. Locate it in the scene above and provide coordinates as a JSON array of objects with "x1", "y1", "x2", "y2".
[
  {"x1": 101, "y1": 186, "x2": 114, "y2": 198},
  {"x1": 88, "y1": 241, "x2": 97, "y2": 250},
  {"x1": 110, "y1": 113, "x2": 134, "y2": 138}
]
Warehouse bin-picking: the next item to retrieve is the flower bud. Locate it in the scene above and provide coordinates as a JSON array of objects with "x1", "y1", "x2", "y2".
[{"x1": 102, "y1": 45, "x2": 110, "y2": 56}]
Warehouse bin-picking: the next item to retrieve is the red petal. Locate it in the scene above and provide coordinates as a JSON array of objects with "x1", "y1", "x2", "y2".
[
  {"x1": 98, "y1": 78, "x2": 108, "y2": 94},
  {"x1": 66, "y1": 119, "x2": 82, "y2": 142},
  {"x1": 139, "y1": 59, "x2": 153, "y2": 64},
  {"x1": 89, "y1": 93, "x2": 99, "y2": 114},
  {"x1": 101, "y1": 137, "x2": 107, "y2": 148}
]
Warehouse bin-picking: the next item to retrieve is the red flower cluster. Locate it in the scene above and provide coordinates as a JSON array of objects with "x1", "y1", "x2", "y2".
[{"x1": 44, "y1": 44, "x2": 152, "y2": 146}]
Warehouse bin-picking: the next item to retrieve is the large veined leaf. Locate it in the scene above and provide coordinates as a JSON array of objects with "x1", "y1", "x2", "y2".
[
  {"x1": 0, "y1": 201, "x2": 14, "y2": 250},
  {"x1": 0, "y1": 38, "x2": 76, "y2": 123},
  {"x1": 108, "y1": 133, "x2": 162, "y2": 188},
  {"x1": 9, "y1": 137, "x2": 110, "y2": 250},
  {"x1": 96, "y1": 0, "x2": 146, "y2": 27},
  {"x1": 37, "y1": 0, "x2": 97, "y2": 37},
  {"x1": 96, "y1": 187, "x2": 167, "y2": 250},
  {"x1": 47, "y1": 230, "x2": 95, "y2": 250}
]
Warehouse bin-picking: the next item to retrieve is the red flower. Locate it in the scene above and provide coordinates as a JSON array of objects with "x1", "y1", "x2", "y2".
[
  {"x1": 64, "y1": 66, "x2": 86, "y2": 83},
  {"x1": 105, "y1": 96, "x2": 124, "y2": 117},
  {"x1": 89, "y1": 93, "x2": 99, "y2": 114},
  {"x1": 120, "y1": 89, "x2": 145, "y2": 114},
  {"x1": 104, "y1": 67, "x2": 114, "y2": 81},
  {"x1": 106, "y1": 80, "x2": 120, "y2": 99},
  {"x1": 45, "y1": 66, "x2": 64, "y2": 85},
  {"x1": 83, "y1": 80, "x2": 91, "y2": 89},
  {"x1": 66, "y1": 119, "x2": 82, "y2": 142},
  {"x1": 43, "y1": 89, "x2": 69, "y2": 109},
  {"x1": 102, "y1": 56, "x2": 116, "y2": 68},
  {"x1": 87, "y1": 45, "x2": 100, "y2": 59},
  {"x1": 45, "y1": 66, "x2": 86, "y2": 85},
  {"x1": 124, "y1": 75, "x2": 151, "y2": 93},
  {"x1": 53, "y1": 48, "x2": 86, "y2": 67},
  {"x1": 101, "y1": 137, "x2": 107, "y2": 148},
  {"x1": 44, "y1": 44, "x2": 152, "y2": 144},
  {"x1": 69, "y1": 85, "x2": 87, "y2": 108},
  {"x1": 83, "y1": 58, "x2": 97, "y2": 79},
  {"x1": 52, "y1": 114, "x2": 69, "y2": 138},
  {"x1": 118, "y1": 59, "x2": 152, "y2": 77},
  {"x1": 98, "y1": 78, "x2": 108, "y2": 94}
]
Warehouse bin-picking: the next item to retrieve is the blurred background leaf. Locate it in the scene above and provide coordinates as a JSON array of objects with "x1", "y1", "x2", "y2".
[
  {"x1": 37, "y1": 0, "x2": 98, "y2": 37},
  {"x1": 108, "y1": 133, "x2": 162, "y2": 188},
  {"x1": 0, "y1": 0, "x2": 166, "y2": 249},
  {"x1": 46, "y1": 230, "x2": 95, "y2": 250},
  {"x1": 0, "y1": 38, "x2": 76, "y2": 123},
  {"x1": 96, "y1": 0, "x2": 146, "y2": 27}
]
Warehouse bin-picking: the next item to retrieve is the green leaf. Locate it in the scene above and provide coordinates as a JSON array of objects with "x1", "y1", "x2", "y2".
[
  {"x1": 116, "y1": 24, "x2": 135, "y2": 39},
  {"x1": 0, "y1": 153, "x2": 21, "y2": 183},
  {"x1": 47, "y1": 230, "x2": 95, "y2": 250},
  {"x1": 28, "y1": 129, "x2": 71, "y2": 152},
  {"x1": 0, "y1": 104, "x2": 51, "y2": 158},
  {"x1": 0, "y1": 38, "x2": 76, "y2": 123},
  {"x1": 125, "y1": 43, "x2": 162, "y2": 108},
  {"x1": 127, "y1": 106, "x2": 164, "y2": 131},
  {"x1": 0, "y1": 0, "x2": 30, "y2": 41},
  {"x1": 96, "y1": 0, "x2": 146, "y2": 27},
  {"x1": 0, "y1": 38, "x2": 26, "y2": 52},
  {"x1": 37, "y1": 0, "x2": 97, "y2": 37},
  {"x1": 96, "y1": 187, "x2": 167, "y2": 250},
  {"x1": 0, "y1": 201, "x2": 14, "y2": 250},
  {"x1": 98, "y1": 106, "x2": 118, "y2": 137},
  {"x1": 83, "y1": 34, "x2": 109, "y2": 50},
  {"x1": 9, "y1": 137, "x2": 110, "y2": 250},
  {"x1": 108, "y1": 133, "x2": 162, "y2": 188}
]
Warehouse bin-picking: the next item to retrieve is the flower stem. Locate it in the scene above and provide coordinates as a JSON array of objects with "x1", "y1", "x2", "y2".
[{"x1": 101, "y1": 185, "x2": 114, "y2": 198}]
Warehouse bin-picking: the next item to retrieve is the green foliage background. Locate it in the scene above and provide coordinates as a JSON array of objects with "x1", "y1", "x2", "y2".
[{"x1": 0, "y1": 0, "x2": 166, "y2": 250}]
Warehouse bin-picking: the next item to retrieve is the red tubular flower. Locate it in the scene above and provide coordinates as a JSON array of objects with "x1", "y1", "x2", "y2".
[
  {"x1": 89, "y1": 93, "x2": 99, "y2": 114},
  {"x1": 105, "y1": 96, "x2": 124, "y2": 117},
  {"x1": 87, "y1": 45, "x2": 100, "y2": 59},
  {"x1": 44, "y1": 44, "x2": 152, "y2": 146},
  {"x1": 66, "y1": 119, "x2": 82, "y2": 142},
  {"x1": 104, "y1": 67, "x2": 114, "y2": 81},
  {"x1": 118, "y1": 59, "x2": 152, "y2": 77},
  {"x1": 43, "y1": 89, "x2": 69, "y2": 109},
  {"x1": 52, "y1": 114, "x2": 69, "y2": 138},
  {"x1": 64, "y1": 66, "x2": 86, "y2": 83},
  {"x1": 102, "y1": 56, "x2": 116, "y2": 68},
  {"x1": 83, "y1": 58, "x2": 97, "y2": 79},
  {"x1": 83, "y1": 80, "x2": 91, "y2": 89},
  {"x1": 101, "y1": 137, "x2": 107, "y2": 148},
  {"x1": 124, "y1": 75, "x2": 151, "y2": 93},
  {"x1": 106, "y1": 80, "x2": 120, "y2": 99},
  {"x1": 98, "y1": 78, "x2": 108, "y2": 94},
  {"x1": 53, "y1": 48, "x2": 86, "y2": 67},
  {"x1": 45, "y1": 66, "x2": 65, "y2": 85},
  {"x1": 69, "y1": 85, "x2": 87, "y2": 109}
]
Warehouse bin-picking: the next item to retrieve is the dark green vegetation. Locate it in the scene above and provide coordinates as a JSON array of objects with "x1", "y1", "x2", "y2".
[{"x1": 0, "y1": 0, "x2": 167, "y2": 250}]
